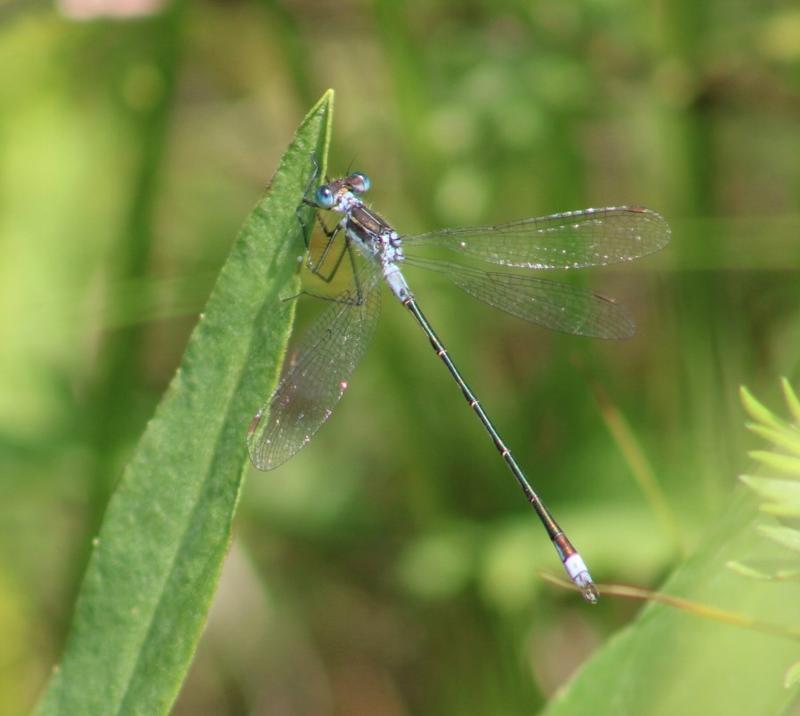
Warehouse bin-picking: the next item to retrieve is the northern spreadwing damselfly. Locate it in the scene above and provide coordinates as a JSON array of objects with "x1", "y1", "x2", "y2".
[{"x1": 248, "y1": 167, "x2": 670, "y2": 603}]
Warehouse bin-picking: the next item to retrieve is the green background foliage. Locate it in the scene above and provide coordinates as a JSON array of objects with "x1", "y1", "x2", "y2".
[{"x1": 1, "y1": 1, "x2": 799, "y2": 714}]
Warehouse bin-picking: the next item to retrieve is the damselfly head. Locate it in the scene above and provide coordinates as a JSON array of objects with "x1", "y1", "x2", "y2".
[
  {"x1": 314, "y1": 174, "x2": 369, "y2": 211},
  {"x1": 345, "y1": 172, "x2": 370, "y2": 194}
]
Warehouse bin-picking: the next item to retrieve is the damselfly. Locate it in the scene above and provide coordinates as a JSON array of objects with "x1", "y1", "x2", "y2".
[{"x1": 248, "y1": 166, "x2": 670, "y2": 603}]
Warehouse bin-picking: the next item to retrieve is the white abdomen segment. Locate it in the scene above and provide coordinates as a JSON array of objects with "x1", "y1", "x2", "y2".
[{"x1": 384, "y1": 264, "x2": 412, "y2": 302}]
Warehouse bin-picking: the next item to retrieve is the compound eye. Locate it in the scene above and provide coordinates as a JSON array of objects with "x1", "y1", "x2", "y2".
[
  {"x1": 348, "y1": 172, "x2": 371, "y2": 194},
  {"x1": 315, "y1": 185, "x2": 335, "y2": 209}
]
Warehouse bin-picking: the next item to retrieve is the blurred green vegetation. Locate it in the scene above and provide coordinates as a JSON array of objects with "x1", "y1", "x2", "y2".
[{"x1": 1, "y1": 0, "x2": 799, "y2": 714}]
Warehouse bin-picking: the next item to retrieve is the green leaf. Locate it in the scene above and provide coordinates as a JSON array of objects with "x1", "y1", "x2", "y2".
[
  {"x1": 758, "y1": 525, "x2": 800, "y2": 553},
  {"x1": 740, "y1": 385, "x2": 785, "y2": 431},
  {"x1": 784, "y1": 661, "x2": 800, "y2": 689},
  {"x1": 747, "y1": 451, "x2": 800, "y2": 477},
  {"x1": 726, "y1": 560, "x2": 775, "y2": 580},
  {"x1": 740, "y1": 475, "x2": 800, "y2": 516},
  {"x1": 745, "y1": 423, "x2": 800, "y2": 457},
  {"x1": 541, "y1": 494, "x2": 800, "y2": 716},
  {"x1": 727, "y1": 561, "x2": 800, "y2": 582},
  {"x1": 781, "y1": 378, "x2": 800, "y2": 425},
  {"x1": 34, "y1": 90, "x2": 334, "y2": 716}
]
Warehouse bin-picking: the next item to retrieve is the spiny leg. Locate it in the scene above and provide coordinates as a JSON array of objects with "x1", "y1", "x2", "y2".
[
  {"x1": 284, "y1": 239, "x2": 366, "y2": 307},
  {"x1": 306, "y1": 215, "x2": 351, "y2": 283}
]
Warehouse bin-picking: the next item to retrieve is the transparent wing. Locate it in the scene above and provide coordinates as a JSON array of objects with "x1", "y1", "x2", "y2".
[
  {"x1": 405, "y1": 257, "x2": 634, "y2": 339},
  {"x1": 403, "y1": 206, "x2": 670, "y2": 270},
  {"x1": 248, "y1": 267, "x2": 381, "y2": 471}
]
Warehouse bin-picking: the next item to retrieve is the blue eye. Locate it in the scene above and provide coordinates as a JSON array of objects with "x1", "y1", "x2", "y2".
[
  {"x1": 315, "y1": 185, "x2": 334, "y2": 208},
  {"x1": 348, "y1": 172, "x2": 370, "y2": 194}
]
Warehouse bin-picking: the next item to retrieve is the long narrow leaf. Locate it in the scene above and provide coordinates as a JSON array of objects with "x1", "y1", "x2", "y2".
[{"x1": 35, "y1": 90, "x2": 334, "y2": 716}]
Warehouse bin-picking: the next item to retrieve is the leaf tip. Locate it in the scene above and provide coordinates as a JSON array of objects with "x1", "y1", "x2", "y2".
[
  {"x1": 308, "y1": 88, "x2": 335, "y2": 117},
  {"x1": 780, "y1": 377, "x2": 800, "y2": 424},
  {"x1": 740, "y1": 385, "x2": 784, "y2": 430},
  {"x1": 784, "y1": 660, "x2": 800, "y2": 689}
]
